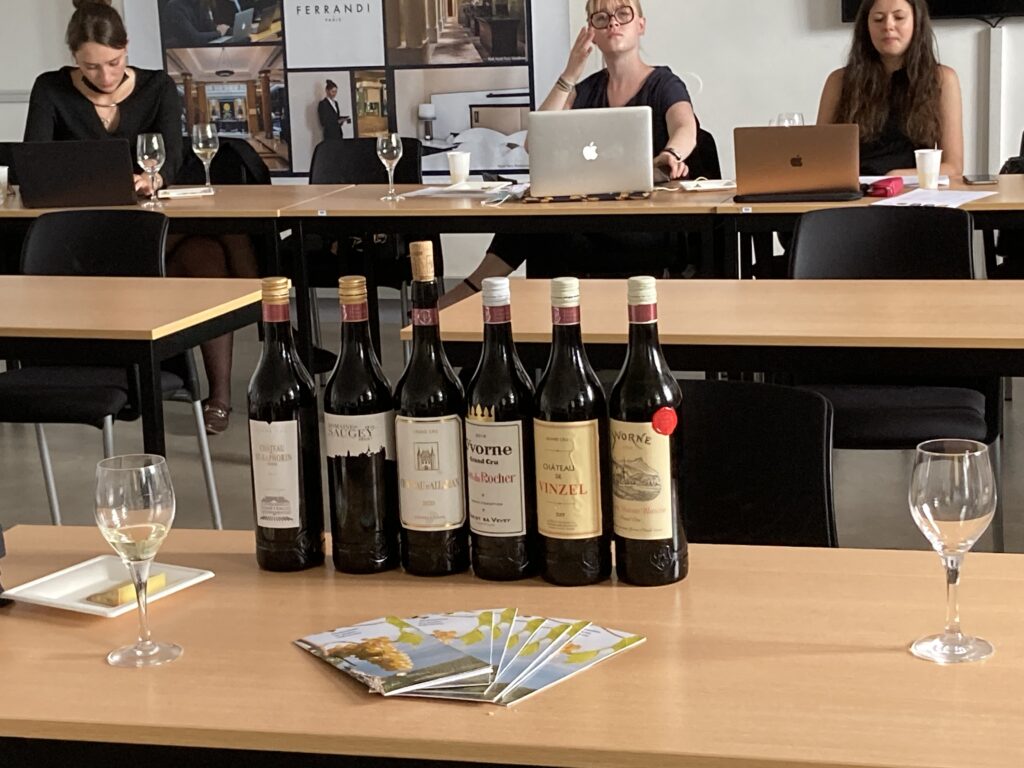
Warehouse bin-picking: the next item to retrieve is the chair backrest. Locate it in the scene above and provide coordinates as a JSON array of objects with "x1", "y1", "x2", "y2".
[
  {"x1": 790, "y1": 207, "x2": 974, "y2": 279},
  {"x1": 686, "y1": 128, "x2": 722, "y2": 181},
  {"x1": 0, "y1": 142, "x2": 18, "y2": 185},
  {"x1": 178, "y1": 137, "x2": 273, "y2": 186},
  {"x1": 21, "y1": 210, "x2": 168, "y2": 277},
  {"x1": 680, "y1": 380, "x2": 838, "y2": 547},
  {"x1": 309, "y1": 137, "x2": 423, "y2": 185}
]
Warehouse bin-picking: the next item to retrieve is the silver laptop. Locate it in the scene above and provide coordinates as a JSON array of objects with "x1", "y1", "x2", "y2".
[
  {"x1": 734, "y1": 125, "x2": 862, "y2": 202},
  {"x1": 211, "y1": 8, "x2": 255, "y2": 44},
  {"x1": 528, "y1": 107, "x2": 654, "y2": 197}
]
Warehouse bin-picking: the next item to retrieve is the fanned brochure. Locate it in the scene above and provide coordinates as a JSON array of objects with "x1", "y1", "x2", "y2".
[{"x1": 297, "y1": 610, "x2": 643, "y2": 705}]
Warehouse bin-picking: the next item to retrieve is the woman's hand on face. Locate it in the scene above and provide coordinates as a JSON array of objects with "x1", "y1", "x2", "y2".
[
  {"x1": 134, "y1": 173, "x2": 162, "y2": 196},
  {"x1": 564, "y1": 25, "x2": 596, "y2": 83},
  {"x1": 654, "y1": 152, "x2": 688, "y2": 180}
]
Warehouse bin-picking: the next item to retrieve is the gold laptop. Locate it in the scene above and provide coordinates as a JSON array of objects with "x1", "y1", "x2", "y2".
[{"x1": 734, "y1": 125, "x2": 862, "y2": 202}]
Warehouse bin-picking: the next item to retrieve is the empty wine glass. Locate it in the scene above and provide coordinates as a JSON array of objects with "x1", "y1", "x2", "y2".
[
  {"x1": 908, "y1": 439, "x2": 996, "y2": 664},
  {"x1": 191, "y1": 123, "x2": 220, "y2": 192},
  {"x1": 376, "y1": 133, "x2": 403, "y2": 202},
  {"x1": 136, "y1": 133, "x2": 166, "y2": 208},
  {"x1": 773, "y1": 112, "x2": 805, "y2": 127},
  {"x1": 95, "y1": 455, "x2": 181, "y2": 668}
]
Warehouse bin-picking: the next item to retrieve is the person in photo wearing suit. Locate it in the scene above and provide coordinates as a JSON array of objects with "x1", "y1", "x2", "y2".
[
  {"x1": 162, "y1": 0, "x2": 229, "y2": 48},
  {"x1": 317, "y1": 80, "x2": 346, "y2": 141},
  {"x1": 817, "y1": 0, "x2": 963, "y2": 177}
]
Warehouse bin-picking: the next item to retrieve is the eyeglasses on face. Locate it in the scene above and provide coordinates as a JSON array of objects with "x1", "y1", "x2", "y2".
[{"x1": 589, "y1": 5, "x2": 635, "y2": 30}]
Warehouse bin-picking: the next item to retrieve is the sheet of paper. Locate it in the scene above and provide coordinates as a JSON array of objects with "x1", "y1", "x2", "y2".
[{"x1": 871, "y1": 188, "x2": 997, "y2": 209}]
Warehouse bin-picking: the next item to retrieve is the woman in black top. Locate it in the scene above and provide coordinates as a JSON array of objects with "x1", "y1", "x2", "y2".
[
  {"x1": 441, "y1": 0, "x2": 700, "y2": 307},
  {"x1": 817, "y1": 0, "x2": 963, "y2": 177},
  {"x1": 26, "y1": 0, "x2": 257, "y2": 435}
]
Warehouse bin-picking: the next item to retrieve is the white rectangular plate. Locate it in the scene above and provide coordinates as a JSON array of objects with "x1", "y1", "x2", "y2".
[{"x1": 3, "y1": 555, "x2": 214, "y2": 618}]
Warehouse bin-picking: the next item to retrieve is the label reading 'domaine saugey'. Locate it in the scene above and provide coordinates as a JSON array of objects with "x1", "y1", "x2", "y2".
[
  {"x1": 610, "y1": 419, "x2": 673, "y2": 540},
  {"x1": 396, "y1": 414, "x2": 465, "y2": 531},
  {"x1": 249, "y1": 420, "x2": 301, "y2": 529},
  {"x1": 534, "y1": 419, "x2": 602, "y2": 540},
  {"x1": 466, "y1": 418, "x2": 526, "y2": 537},
  {"x1": 324, "y1": 411, "x2": 395, "y2": 461}
]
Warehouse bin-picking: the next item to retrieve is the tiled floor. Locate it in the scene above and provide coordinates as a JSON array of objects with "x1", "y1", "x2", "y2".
[{"x1": 1, "y1": 295, "x2": 1019, "y2": 555}]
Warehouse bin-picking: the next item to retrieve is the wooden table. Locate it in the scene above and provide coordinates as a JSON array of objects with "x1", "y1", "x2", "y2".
[
  {"x1": 0, "y1": 276, "x2": 261, "y2": 455},
  {"x1": 1, "y1": 525, "x2": 1022, "y2": 768}
]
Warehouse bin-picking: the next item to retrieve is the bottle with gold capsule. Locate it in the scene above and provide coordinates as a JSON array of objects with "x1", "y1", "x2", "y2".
[
  {"x1": 464, "y1": 277, "x2": 538, "y2": 580},
  {"x1": 393, "y1": 241, "x2": 469, "y2": 576},
  {"x1": 324, "y1": 276, "x2": 399, "y2": 574},
  {"x1": 247, "y1": 277, "x2": 325, "y2": 571}
]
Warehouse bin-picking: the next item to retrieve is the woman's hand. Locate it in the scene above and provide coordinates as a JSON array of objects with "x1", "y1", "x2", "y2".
[
  {"x1": 654, "y1": 151, "x2": 688, "y2": 180},
  {"x1": 134, "y1": 172, "x2": 163, "y2": 196},
  {"x1": 563, "y1": 26, "x2": 596, "y2": 84}
]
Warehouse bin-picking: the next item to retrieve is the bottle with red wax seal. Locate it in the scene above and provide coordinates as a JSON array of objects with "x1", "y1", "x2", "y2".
[{"x1": 608, "y1": 276, "x2": 688, "y2": 586}]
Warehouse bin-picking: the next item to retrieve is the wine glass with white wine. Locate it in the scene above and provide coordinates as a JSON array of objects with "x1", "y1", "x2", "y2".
[
  {"x1": 376, "y1": 133, "x2": 403, "y2": 202},
  {"x1": 95, "y1": 454, "x2": 181, "y2": 668},
  {"x1": 908, "y1": 439, "x2": 996, "y2": 664},
  {"x1": 136, "y1": 133, "x2": 166, "y2": 209},
  {"x1": 191, "y1": 123, "x2": 220, "y2": 192}
]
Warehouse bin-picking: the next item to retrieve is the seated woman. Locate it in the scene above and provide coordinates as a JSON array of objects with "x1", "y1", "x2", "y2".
[
  {"x1": 440, "y1": 0, "x2": 699, "y2": 308},
  {"x1": 25, "y1": 0, "x2": 255, "y2": 434},
  {"x1": 817, "y1": 0, "x2": 963, "y2": 178}
]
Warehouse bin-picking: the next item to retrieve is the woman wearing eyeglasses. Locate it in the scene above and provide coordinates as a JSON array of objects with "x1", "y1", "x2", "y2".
[{"x1": 441, "y1": 0, "x2": 700, "y2": 308}]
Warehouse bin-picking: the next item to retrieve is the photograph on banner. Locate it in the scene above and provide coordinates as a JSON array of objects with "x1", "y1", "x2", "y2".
[
  {"x1": 385, "y1": 0, "x2": 529, "y2": 67},
  {"x1": 159, "y1": 0, "x2": 283, "y2": 48},
  {"x1": 166, "y1": 45, "x2": 291, "y2": 171},
  {"x1": 394, "y1": 66, "x2": 529, "y2": 173},
  {"x1": 283, "y1": 0, "x2": 386, "y2": 69},
  {"x1": 287, "y1": 71, "x2": 355, "y2": 174}
]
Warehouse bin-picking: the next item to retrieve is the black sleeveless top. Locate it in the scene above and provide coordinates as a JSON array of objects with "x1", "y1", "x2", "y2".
[{"x1": 859, "y1": 69, "x2": 920, "y2": 176}]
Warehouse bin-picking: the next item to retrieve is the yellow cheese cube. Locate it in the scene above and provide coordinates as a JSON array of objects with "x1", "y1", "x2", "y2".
[{"x1": 87, "y1": 572, "x2": 167, "y2": 606}]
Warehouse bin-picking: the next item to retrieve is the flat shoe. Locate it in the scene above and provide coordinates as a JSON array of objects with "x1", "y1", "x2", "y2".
[{"x1": 202, "y1": 399, "x2": 231, "y2": 435}]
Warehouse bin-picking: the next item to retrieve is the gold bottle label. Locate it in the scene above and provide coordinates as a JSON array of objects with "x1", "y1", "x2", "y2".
[{"x1": 534, "y1": 419, "x2": 602, "y2": 540}]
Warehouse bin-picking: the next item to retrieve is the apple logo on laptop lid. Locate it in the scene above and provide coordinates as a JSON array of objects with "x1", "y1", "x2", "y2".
[
  {"x1": 582, "y1": 142, "x2": 599, "y2": 161},
  {"x1": 790, "y1": 155, "x2": 804, "y2": 168}
]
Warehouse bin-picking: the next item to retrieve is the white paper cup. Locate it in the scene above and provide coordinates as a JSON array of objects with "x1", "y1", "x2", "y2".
[
  {"x1": 447, "y1": 151, "x2": 471, "y2": 185},
  {"x1": 0, "y1": 166, "x2": 8, "y2": 199},
  {"x1": 915, "y1": 149, "x2": 942, "y2": 190}
]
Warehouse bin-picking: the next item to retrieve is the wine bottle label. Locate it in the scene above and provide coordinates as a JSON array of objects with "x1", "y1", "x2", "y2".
[
  {"x1": 610, "y1": 419, "x2": 674, "y2": 540},
  {"x1": 628, "y1": 304, "x2": 658, "y2": 324},
  {"x1": 325, "y1": 411, "x2": 395, "y2": 461},
  {"x1": 466, "y1": 418, "x2": 526, "y2": 537},
  {"x1": 534, "y1": 419, "x2": 602, "y2": 540},
  {"x1": 341, "y1": 303, "x2": 369, "y2": 323},
  {"x1": 483, "y1": 305, "x2": 511, "y2": 324},
  {"x1": 263, "y1": 304, "x2": 289, "y2": 323},
  {"x1": 412, "y1": 308, "x2": 439, "y2": 326},
  {"x1": 551, "y1": 306, "x2": 580, "y2": 325},
  {"x1": 249, "y1": 419, "x2": 301, "y2": 530},
  {"x1": 396, "y1": 414, "x2": 466, "y2": 531}
]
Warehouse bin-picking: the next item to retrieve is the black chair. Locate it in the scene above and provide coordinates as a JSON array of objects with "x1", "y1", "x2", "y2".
[
  {"x1": 986, "y1": 130, "x2": 1024, "y2": 279},
  {"x1": 178, "y1": 137, "x2": 273, "y2": 186},
  {"x1": 680, "y1": 380, "x2": 837, "y2": 547},
  {"x1": 0, "y1": 210, "x2": 222, "y2": 527},
  {"x1": 685, "y1": 127, "x2": 722, "y2": 182},
  {"x1": 789, "y1": 207, "x2": 1003, "y2": 547}
]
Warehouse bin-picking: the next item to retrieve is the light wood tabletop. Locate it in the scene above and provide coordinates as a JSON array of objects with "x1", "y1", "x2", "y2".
[
  {"x1": 1, "y1": 525, "x2": 1021, "y2": 768},
  {"x1": 717, "y1": 174, "x2": 1024, "y2": 215},
  {"x1": 405, "y1": 278, "x2": 1024, "y2": 350},
  {"x1": 0, "y1": 185, "x2": 350, "y2": 219},
  {"x1": 285, "y1": 184, "x2": 734, "y2": 217},
  {"x1": 0, "y1": 276, "x2": 261, "y2": 340}
]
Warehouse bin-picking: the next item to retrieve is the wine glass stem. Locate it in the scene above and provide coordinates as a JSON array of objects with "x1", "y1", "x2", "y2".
[
  {"x1": 204, "y1": 162, "x2": 212, "y2": 189},
  {"x1": 128, "y1": 558, "x2": 154, "y2": 647},
  {"x1": 943, "y1": 553, "x2": 964, "y2": 639},
  {"x1": 387, "y1": 166, "x2": 396, "y2": 197},
  {"x1": 147, "y1": 170, "x2": 158, "y2": 204}
]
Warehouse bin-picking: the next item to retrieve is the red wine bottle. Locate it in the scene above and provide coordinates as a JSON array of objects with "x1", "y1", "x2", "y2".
[
  {"x1": 534, "y1": 277, "x2": 611, "y2": 586},
  {"x1": 465, "y1": 277, "x2": 538, "y2": 581},
  {"x1": 609, "y1": 277, "x2": 687, "y2": 586},
  {"x1": 247, "y1": 277, "x2": 325, "y2": 571},
  {"x1": 393, "y1": 241, "x2": 469, "y2": 576},
  {"x1": 324, "y1": 276, "x2": 399, "y2": 574}
]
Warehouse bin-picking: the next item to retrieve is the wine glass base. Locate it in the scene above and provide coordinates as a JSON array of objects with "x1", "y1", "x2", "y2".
[
  {"x1": 140, "y1": 200, "x2": 164, "y2": 210},
  {"x1": 380, "y1": 192, "x2": 402, "y2": 202},
  {"x1": 107, "y1": 640, "x2": 182, "y2": 668},
  {"x1": 910, "y1": 633, "x2": 994, "y2": 664}
]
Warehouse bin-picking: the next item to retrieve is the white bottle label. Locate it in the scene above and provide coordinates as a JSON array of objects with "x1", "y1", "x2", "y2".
[
  {"x1": 249, "y1": 419, "x2": 301, "y2": 530},
  {"x1": 325, "y1": 411, "x2": 395, "y2": 461},
  {"x1": 396, "y1": 414, "x2": 466, "y2": 532},
  {"x1": 466, "y1": 418, "x2": 526, "y2": 537},
  {"x1": 610, "y1": 419, "x2": 674, "y2": 540}
]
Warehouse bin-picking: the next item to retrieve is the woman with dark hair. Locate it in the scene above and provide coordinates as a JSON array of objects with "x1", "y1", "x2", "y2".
[
  {"x1": 25, "y1": 0, "x2": 258, "y2": 435},
  {"x1": 817, "y1": 0, "x2": 963, "y2": 177}
]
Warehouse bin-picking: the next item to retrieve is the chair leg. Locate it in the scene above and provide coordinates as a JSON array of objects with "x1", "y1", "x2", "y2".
[
  {"x1": 34, "y1": 425, "x2": 61, "y2": 526},
  {"x1": 1004, "y1": 377, "x2": 1014, "y2": 403},
  {"x1": 400, "y1": 280, "x2": 412, "y2": 364},
  {"x1": 991, "y1": 437, "x2": 1006, "y2": 554},
  {"x1": 102, "y1": 416, "x2": 115, "y2": 459},
  {"x1": 192, "y1": 400, "x2": 224, "y2": 530}
]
